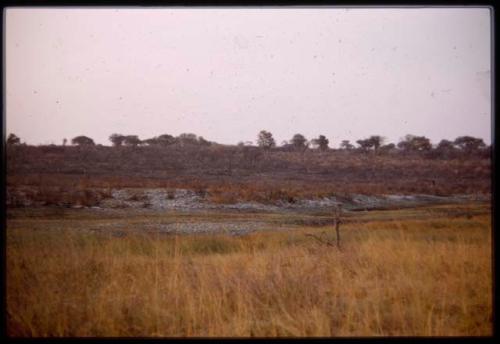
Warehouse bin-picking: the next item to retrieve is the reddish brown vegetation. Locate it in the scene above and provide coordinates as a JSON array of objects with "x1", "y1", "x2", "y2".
[{"x1": 6, "y1": 144, "x2": 491, "y2": 205}]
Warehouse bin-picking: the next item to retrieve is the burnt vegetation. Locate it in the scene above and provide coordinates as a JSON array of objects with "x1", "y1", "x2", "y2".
[{"x1": 6, "y1": 131, "x2": 491, "y2": 206}]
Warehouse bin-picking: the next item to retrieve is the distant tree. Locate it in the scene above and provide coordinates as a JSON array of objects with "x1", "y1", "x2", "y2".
[
  {"x1": 379, "y1": 143, "x2": 396, "y2": 152},
  {"x1": 356, "y1": 138, "x2": 373, "y2": 151},
  {"x1": 178, "y1": 133, "x2": 199, "y2": 145},
  {"x1": 411, "y1": 136, "x2": 432, "y2": 151},
  {"x1": 142, "y1": 138, "x2": 156, "y2": 146},
  {"x1": 357, "y1": 135, "x2": 385, "y2": 151},
  {"x1": 310, "y1": 135, "x2": 329, "y2": 151},
  {"x1": 7, "y1": 133, "x2": 21, "y2": 145},
  {"x1": 290, "y1": 133, "x2": 308, "y2": 150},
  {"x1": 62, "y1": 138, "x2": 68, "y2": 146},
  {"x1": 431, "y1": 139, "x2": 457, "y2": 158},
  {"x1": 436, "y1": 139, "x2": 455, "y2": 151},
  {"x1": 396, "y1": 139, "x2": 410, "y2": 151},
  {"x1": 157, "y1": 134, "x2": 176, "y2": 146},
  {"x1": 197, "y1": 136, "x2": 211, "y2": 146},
  {"x1": 257, "y1": 130, "x2": 276, "y2": 149},
  {"x1": 109, "y1": 133, "x2": 126, "y2": 146},
  {"x1": 453, "y1": 136, "x2": 486, "y2": 152},
  {"x1": 142, "y1": 134, "x2": 176, "y2": 146},
  {"x1": 397, "y1": 135, "x2": 432, "y2": 152},
  {"x1": 143, "y1": 133, "x2": 210, "y2": 147},
  {"x1": 71, "y1": 135, "x2": 95, "y2": 146},
  {"x1": 123, "y1": 135, "x2": 141, "y2": 146},
  {"x1": 367, "y1": 135, "x2": 385, "y2": 151},
  {"x1": 340, "y1": 140, "x2": 355, "y2": 150}
]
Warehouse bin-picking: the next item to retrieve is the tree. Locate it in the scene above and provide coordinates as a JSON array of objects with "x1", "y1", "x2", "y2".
[
  {"x1": 71, "y1": 135, "x2": 95, "y2": 146},
  {"x1": 397, "y1": 135, "x2": 432, "y2": 152},
  {"x1": 142, "y1": 138, "x2": 157, "y2": 146},
  {"x1": 198, "y1": 136, "x2": 211, "y2": 146},
  {"x1": 453, "y1": 136, "x2": 486, "y2": 152},
  {"x1": 379, "y1": 143, "x2": 396, "y2": 152},
  {"x1": 123, "y1": 135, "x2": 141, "y2": 146},
  {"x1": 290, "y1": 133, "x2": 308, "y2": 150},
  {"x1": 158, "y1": 134, "x2": 176, "y2": 146},
  {"x1": 177, "y1": 133, "x2": 198, "y2": 145},
  {"x1": 356, "y1": 138, "x2": 373, "y2": 151},
  {"x1": 310, "y1": 135, "x2": 329, "y2": 151},
  {"x1": 257, "y1": 130, "x2": 276, "y2": 149},
  {"x1": 109, "y1": 133, "x2": 126, "y2": 146},
  {"x1": 436, "y1": 139, "x2": 455, "y2": 151},
  {"x1": 7, "y1": 133, "x2": 21, "y2": 145},
  {"x1": 142, "y1": 134, "x2": 175, "y2": 146},
  {"x1": 432, "y1": 139, "x2": 457, "y2": 158},
  {"x1": 367, "y1": 135, "x2": 385, "y2": 151},
  {"x1": 357, "y1": 135, "x2": 385, "y2": 151},
  {"x1": 340, "y1": 140, "x2": 354, "y2": 150}
]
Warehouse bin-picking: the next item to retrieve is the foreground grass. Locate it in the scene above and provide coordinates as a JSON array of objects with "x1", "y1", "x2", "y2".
[{"x1": 7, "y1": 206, "x2": 492, "y2": 337}]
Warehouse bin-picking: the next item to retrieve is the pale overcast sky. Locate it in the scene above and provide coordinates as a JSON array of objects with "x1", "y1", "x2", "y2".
[{"x1": 4, "y1": 7, "x2": 492, "y2": 146}]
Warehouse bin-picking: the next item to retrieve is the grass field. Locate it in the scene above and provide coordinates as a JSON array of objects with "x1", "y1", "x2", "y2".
[{"x1": 6, "y1": 203, "x2": 492, "y2": 337}]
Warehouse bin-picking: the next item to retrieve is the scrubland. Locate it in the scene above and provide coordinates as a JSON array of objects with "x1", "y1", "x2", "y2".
[
  {"x1": 6, "y1": 204, "x2": 492, "y2": 337},
  {"x1": 6, "y1": 145, "x2": 491, "y2": 205}
]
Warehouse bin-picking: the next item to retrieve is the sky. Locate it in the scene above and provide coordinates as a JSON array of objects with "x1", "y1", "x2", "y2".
[{"x1": 4, "y1": 7, "x2": 492, "y2": 147}]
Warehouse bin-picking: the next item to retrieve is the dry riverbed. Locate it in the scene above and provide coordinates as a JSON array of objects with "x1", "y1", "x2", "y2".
[{"x1": 7, "y1": 186, "x2": 490, "y2": 213}]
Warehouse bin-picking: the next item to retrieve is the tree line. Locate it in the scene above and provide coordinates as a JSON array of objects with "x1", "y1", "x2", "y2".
[
  {"x1": 6, "y1": 131, "x2": 490, "y2": 154},
  {"x1": 255, "y1": 131, "x2": 488, "y2": 154}
]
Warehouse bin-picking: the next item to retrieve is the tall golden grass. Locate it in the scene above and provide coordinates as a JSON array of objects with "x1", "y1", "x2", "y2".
[{"x1": 7, "y1": 211, "x2": 491, "y2": 337}]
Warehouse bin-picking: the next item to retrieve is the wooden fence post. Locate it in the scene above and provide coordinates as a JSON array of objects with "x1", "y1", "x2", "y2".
[{"x1": 334, "y1": 204, "x2": 342, "y2": 249}]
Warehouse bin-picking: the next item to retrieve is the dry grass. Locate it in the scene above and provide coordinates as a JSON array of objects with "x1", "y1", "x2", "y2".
[{"x1": 6, "y1": 207, "x2": 492, "y2": 337}]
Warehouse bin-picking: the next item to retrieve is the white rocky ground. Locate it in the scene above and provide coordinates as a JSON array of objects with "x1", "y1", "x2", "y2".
[
  {"x1": 99, "y1": 188, "x2": 489, "y2": 212},
  {"x1": 7, "y1": 186, "x2": 490, "y2": 212}
]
